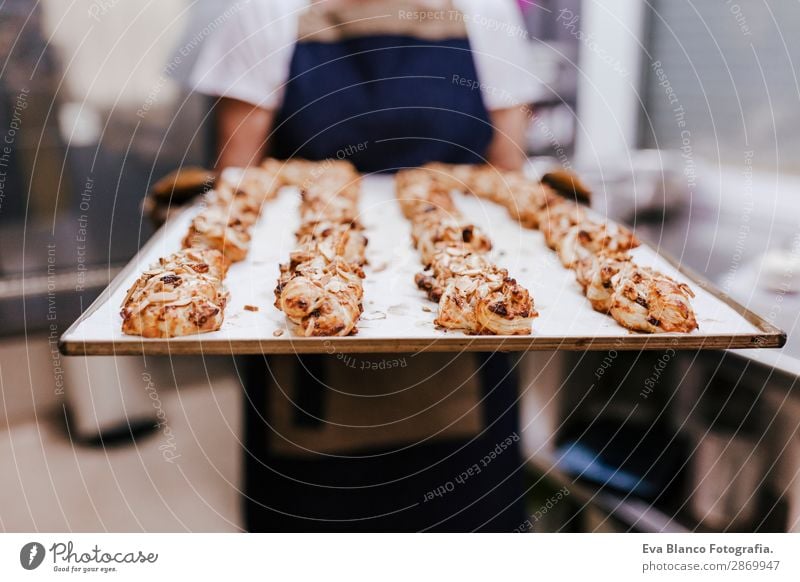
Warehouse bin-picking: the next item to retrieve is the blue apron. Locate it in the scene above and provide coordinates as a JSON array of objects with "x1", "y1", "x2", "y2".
[
  {"x1": 270, "y1": 35, "x2": 493, "y2": 171},
  {"x1": 243, "y1": 33, "x2": 523, "y2": 532}
]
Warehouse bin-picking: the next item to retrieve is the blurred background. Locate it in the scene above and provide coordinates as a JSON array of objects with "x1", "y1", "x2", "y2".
[{"x1": 0, "y1": 0, "x2": 799, "y2": 532}]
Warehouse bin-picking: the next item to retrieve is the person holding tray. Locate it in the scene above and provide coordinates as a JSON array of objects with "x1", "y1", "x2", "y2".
[{"x1": 190, "y1": 0, "x2": 540, "y2": 531}]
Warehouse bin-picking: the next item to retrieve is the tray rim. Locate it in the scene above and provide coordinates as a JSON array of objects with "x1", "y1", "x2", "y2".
[{"x1": 59, "y1": 190, "x2": 787, "y2": 356}]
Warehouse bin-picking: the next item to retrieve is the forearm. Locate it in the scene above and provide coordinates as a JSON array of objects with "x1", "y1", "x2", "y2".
[
  {"x1": 486, "y1": 106, "x2": 530, "y2": 171},
  {"x1": 213, "y1": 97, "x2": 275, "y2": 170}
]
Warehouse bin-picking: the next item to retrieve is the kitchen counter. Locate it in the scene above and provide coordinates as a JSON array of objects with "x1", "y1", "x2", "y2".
[{"x1": 582, "y1": 156, "x2": 799, "y2": 378}]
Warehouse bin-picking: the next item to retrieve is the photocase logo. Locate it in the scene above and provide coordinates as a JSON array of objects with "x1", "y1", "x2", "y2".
[{"x1": 20, "y1": 542, "x2": 46, "y2": 570}]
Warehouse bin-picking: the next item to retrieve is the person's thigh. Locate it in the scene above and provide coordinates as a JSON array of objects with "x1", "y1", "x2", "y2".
[{"x1": 240, "y1": 353, "x2": 525, "y2": 532}]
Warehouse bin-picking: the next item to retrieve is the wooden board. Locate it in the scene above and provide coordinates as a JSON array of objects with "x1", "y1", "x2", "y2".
[{"x1": 60, "y1": 175, "x2": 785, "y2": 356}]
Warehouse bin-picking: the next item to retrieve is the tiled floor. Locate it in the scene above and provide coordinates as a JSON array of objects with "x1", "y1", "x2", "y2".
[
  {"x1": 0, "y1": 356, "x2": 243, "y2": 532},
  {"x1": 3, "y1": 342, "x2": 798, "y2": 532}
]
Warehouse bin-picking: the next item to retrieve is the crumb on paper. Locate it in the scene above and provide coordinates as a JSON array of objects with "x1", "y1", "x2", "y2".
[
  {"x1": 362, "y1": 311, "x2": 387, "y2": 321},
  {"x1": 421, "y1": 306, "x2": 433, "y2": 313},
  {"x1": 273, "y1": 329, "x2": 285, "y2": 337},
  {"x1": 371, "y1": 261, "x2": 389, "y2": 273},
  {"x1": 244, "y1": 305, "x2": 259, "y2": 312}
]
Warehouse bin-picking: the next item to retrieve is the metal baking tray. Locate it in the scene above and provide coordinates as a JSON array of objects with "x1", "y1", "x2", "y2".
[{"x1": 60, "y1": 175, "x2": 785, "y2": 355}]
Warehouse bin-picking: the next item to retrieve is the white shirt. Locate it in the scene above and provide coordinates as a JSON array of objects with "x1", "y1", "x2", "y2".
[{"x1": 191, "y1": 0, "x2": 540, "y2": 112}]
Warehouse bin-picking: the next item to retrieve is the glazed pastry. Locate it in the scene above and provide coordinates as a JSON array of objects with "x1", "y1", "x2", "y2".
[
  {"x1": 275, "y1": 255, "x2": 364, "y2": 336},
  {"x1": 411, "y1": 209, "x2": 492, "y2": 264},
  {"x1": 506, "y1": 182, "x2": 562, "y2": 229},
  {"x1": 274, "y1": 159, "x2": 367, "y2": 336},
  {"x1": 218, "y1": 166, "x2": 283, "y2": 207},
  {"x1": 121, "y1": 249, "x2": 228, "y2": 338},
  {"x1": 434, "y1": 269, "x2": 535, "y2": 336},
  {"x1": 583, "y1": 251, "x2": 634, "y2": 312},
  {"x1": 539, "y1": 198, "x2": 586, "y2": 251},
  {"x1": 473, "y1": 273, "x2": 535, "y2": 335},
  {"x1": 182, "y1": 205, "x2": 251, "y2": 263},
  {"x1": 202, "y1": 184, "x2": 262, "y2": 226},
  {"x1": 609, "y1": 265, "x2": 698, "y2": 333},
  {"x1": 435, "y1": 276, "x2": 482, "y2": 333},
  {"x1": 396, "y1": 170, "x2": 458, "y2": 219},
  {"x1": 158, "y1": 247, "x2": 228, "y2": 281},
  {"x1": 295, "y1": 220, "x2": 368, "y2": 266},
  {"x1": 557, "y1": 220, "x2": 640, "y2": 268},
  {"x1": 415, "y1": 247, "x2": 491, "y2": 302}
]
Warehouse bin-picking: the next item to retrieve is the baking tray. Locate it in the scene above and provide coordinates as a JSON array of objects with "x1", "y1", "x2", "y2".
[{"x1": 60, "y1": 175, "x2": 785, "y2": 355}]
